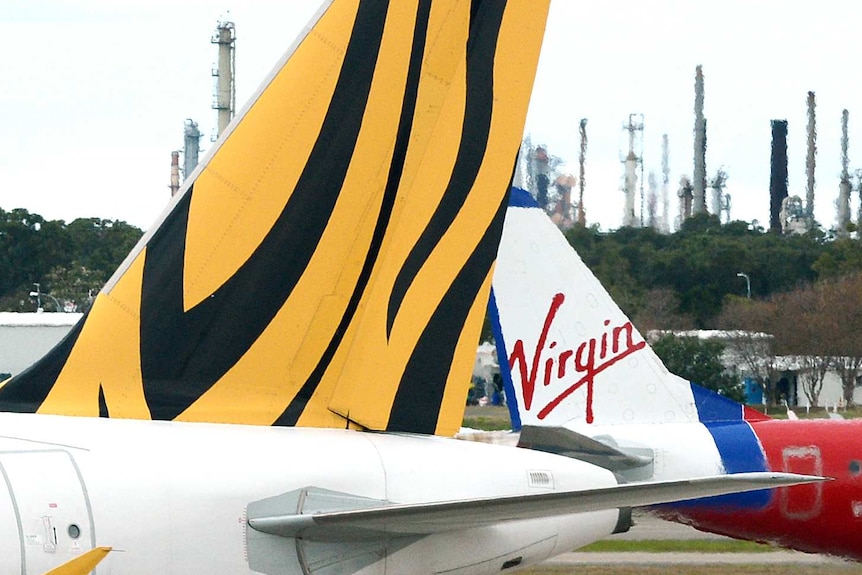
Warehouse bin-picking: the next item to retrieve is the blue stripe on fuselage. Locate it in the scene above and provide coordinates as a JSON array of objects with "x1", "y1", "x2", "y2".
[{"x1": 666, "y1": 383, "x2": 771, "y2": 510}]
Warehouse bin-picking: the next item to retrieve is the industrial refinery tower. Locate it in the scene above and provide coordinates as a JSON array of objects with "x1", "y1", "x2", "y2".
[
  {"x1": 183, "y1": 119, "x2": 202, "y2": 183},
  {"x1": 622, "y1": 113, "x2": 644, "y2": 227},
  {"x1": 806, "y1": 91, "x2": 816, "y2": 224},
  {"x1": 837, "y1": 109, "x2": 851, "y2": 236},
  {"x1": 577, "y1": 119, "x2": 587, "y2": 226},
  {"x1": 769, "y1": 120, "x2": 788, "y2": 233},
  {"x1": 212, "y1": 20, "x2": 236, "y2": 138},
  {"x1": 168, "y1": 20, "x2": 236, "y2": 197},
  {"x1": 693, "y1": 65, "x2": 707, "y2": 214}
]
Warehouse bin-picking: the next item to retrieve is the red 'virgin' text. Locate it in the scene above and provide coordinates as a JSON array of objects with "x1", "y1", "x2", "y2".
[{"x1": 508, "y1": 293, "x2": 645, "y2": 423}]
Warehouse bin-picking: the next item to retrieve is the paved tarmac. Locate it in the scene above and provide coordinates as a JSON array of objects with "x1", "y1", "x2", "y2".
[{"x1": 613, "y1": 510, "x2": 727, "y2": 541}]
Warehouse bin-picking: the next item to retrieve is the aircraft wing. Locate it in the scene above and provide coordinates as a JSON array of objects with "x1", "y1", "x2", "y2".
[{"x1": 249, "y1": 472, "x2": 822, "y2": 541}]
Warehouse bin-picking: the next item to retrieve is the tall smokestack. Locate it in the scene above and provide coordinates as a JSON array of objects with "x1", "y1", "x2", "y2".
[
  {"x1": 621, "y1": 114, "x2": 643, "y2": 227},
  {"x1": 577, "y1": 118, "x2": 587, "y2": 226},
  {"x1": 805, "y1": 91, "x2": 816, "y2": 223},
  {"x1": 647, "y1": 171, "x2": 658, "y2": 229},
  {"x1": 533, "y1": 146, "x2": 550, "y2": 210},
  {"x1": 212, "y1": 21, "x2": 236, "y2": 139},
  {"x1": 693, "y1": 65, "x2": 707, "y2": 214},
  {"x1": 624, "y1": 151, "x2": 637, "y2": 227},
  {"x1": 837, "y1": 109, "x2": 851, "y2": 235},
  {"x1": 661, "y1": 134, "x2": 670, "y2": 232},
  {"x1": 709, "y1": 168, "x2": 728, "y2": 221},
  {"x1": 169, "y1": 151, "x2": 180, "y2": 197},
  {"x1": 183, "y1": 119, "x2": 202, "y2": 181},
  {"x1": 769, "y1": 120, "x2": 789, "y2": 233},
  {"x1": 678, "y1": 175, "x2": 692, "y2": 224}
]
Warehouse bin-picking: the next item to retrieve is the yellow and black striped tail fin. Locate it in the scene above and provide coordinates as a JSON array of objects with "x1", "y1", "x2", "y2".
[{"x1": 0, "y1": 0, "x2": 549, "y2": 436}]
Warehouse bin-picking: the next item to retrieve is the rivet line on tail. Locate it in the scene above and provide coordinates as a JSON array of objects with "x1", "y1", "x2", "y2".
[
  {"x1": 386, "y1": 0, "x2": 507, "y2": 338},
  {"x1": 137, "y1": 2, "x2": 390, "y2": 420},
  {"x1": 276, "y1": 0, "x2": 433, "y2": 426}
]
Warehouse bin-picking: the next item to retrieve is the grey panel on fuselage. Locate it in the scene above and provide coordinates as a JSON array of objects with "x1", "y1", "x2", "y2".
[{"x1": 246, "y1": 487, "x2": 418, "y2": 575}]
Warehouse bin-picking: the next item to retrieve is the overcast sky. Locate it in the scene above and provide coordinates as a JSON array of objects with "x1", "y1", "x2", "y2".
[{"x1": 2, "y1": 1, "x2": 861, "y2": 232}]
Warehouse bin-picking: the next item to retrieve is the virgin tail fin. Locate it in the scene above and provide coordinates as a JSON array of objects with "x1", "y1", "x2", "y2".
[
  {"x1": 491, "y1": 188, "x2": 755, "y2": 429},
  {"x1": 0, "y1": 0, "x2": 550, "y2": 436}
]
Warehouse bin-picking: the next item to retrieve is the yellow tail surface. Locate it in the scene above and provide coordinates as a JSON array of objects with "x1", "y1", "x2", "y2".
[{"x1": 0, "y1": 0, "x2": 549, "y2": 436}]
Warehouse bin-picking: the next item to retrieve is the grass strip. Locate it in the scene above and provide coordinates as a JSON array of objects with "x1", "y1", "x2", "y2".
[{"x1": 577, "y1": 539, "x2": 774, "y2": 553}]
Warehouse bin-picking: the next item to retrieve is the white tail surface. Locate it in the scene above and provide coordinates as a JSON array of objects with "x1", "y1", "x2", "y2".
[{"x1": 491, "y1": 189, "x2": 698, "y2": 430}]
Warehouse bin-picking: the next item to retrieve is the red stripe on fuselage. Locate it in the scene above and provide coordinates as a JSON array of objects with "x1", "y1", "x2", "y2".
[{"x1": 657, "y1": 419, "x2": 862, "y2": 560}]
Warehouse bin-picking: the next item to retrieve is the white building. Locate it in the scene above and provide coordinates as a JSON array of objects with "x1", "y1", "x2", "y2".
[
  {"x1": 0, "y1": 312, "x2": 82, "y2": 378},
  {"x1": 649, "y1": 329, "x2": 862, "y2": 408}
]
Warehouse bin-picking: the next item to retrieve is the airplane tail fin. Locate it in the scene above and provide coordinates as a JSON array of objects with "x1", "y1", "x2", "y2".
[
  {"x1": 0, "y1": 0, "x2": 550, "y2": 436},
  {"x1": 491, "y1": 189, "x2": 765, "y2": 430}
]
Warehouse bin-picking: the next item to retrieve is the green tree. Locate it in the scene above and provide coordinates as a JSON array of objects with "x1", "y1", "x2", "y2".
[
  {"x1": 42, "y1": 264, "x2": 105, "y2": 313},
  {"x1": 651, "y1": 333, "x2": 745, "y2": 402},
  {"x1": 0, "y1": 209, "x2": 143, "y2": 311},
  {"x1": 812, "y1": 237, "x2": 862, "y2": 279}
]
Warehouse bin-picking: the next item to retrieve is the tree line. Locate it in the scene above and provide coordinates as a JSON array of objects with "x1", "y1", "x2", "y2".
[
  {"x1": 0, "y1": 208, "x2": 143, "y2": 313},
  {"x1": 567, "y1": 213, "x2": 862, "y2": 329},
  {"x1": 715, "y1": 272, "x2": 862, "y2": 407},
  {"x1": 2, "y1": 206, "x2": 860, "y2": 407},
  {"x1": 566, "y1": 213, "x2": 862, "y2": 406}
]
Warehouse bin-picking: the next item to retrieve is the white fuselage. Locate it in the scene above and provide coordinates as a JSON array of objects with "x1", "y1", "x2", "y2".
[{"x1": 0, "y1": 413, "x2": 619, "y2": 575}]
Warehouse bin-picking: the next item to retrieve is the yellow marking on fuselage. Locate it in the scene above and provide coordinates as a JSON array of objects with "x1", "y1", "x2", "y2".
[{"x1": 44, "y1": 546, "x2": 113, "y2": 575}]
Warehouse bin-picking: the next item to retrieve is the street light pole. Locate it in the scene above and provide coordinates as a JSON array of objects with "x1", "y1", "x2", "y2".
[
  {"x1": 29, "y1": 282, "x2": 64, "y2": 312},
  {"x1": 737, "y1": 272, "x2": 751, "y2": 299}
]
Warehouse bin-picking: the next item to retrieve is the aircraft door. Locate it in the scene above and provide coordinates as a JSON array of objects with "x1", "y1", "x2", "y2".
[
  {"x1": 0, "y1": 466, "x2": 23, "y2": 575},
  {"x1": 780, "y1": 446, "x2": 822, "y2": 520},
  {"x1": 0, "y1": 450, "x2": 94, "y2": 575}
]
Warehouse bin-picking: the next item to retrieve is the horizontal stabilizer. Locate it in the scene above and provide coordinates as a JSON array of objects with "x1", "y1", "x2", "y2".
[
  {"x1": 518, "y1": 425, "x2": 652, "y2": 471},
  {"x1": 248, "y1": 473, "x2": 824, "y2": 541}
]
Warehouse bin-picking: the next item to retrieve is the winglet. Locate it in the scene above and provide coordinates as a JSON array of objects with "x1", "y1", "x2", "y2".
[{"x1": 43, "y1": 547, "x2": 112, "y2": 575}]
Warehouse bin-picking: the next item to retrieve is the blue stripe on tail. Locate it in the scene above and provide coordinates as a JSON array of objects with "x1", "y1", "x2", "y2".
[
  {"x1": 691, "y1": 382, "x2": 745, "y2": 422},
  {"x1": 509, "y1": 187, "x2": 538, "y2": 208},
  {"x1": 488, "y1": 188, "x2": 539, "y2": 432},
  {"x1": 489, "y1": 287, "x2": 521, "y2": 431}
]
